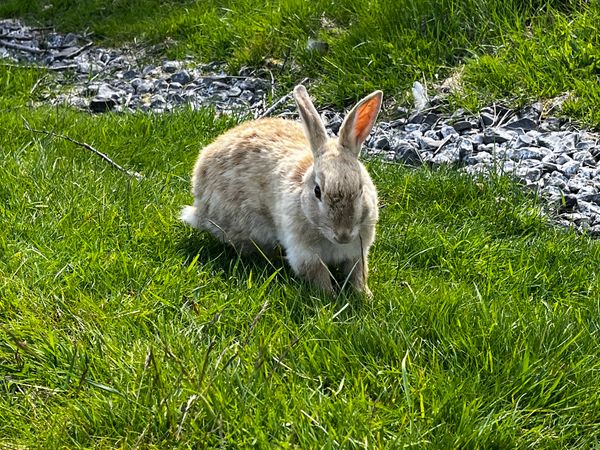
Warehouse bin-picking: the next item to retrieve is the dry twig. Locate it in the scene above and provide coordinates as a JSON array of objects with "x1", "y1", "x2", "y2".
[
  {"x1": 24, "y1": 121, "x2": 143, "y2": 180},
  {"x1": 0, "y1": 33, "x2": 34, "y2": 41},
  {"x1": 57, "y1": 41, "x2": 93, "y2": 60},
  {"x1": 257, "y1": 77, "x2": 309, "y2": 119},
  {"x1": 0, "y1": 39, "x2": 44, "y2": 54},
  {"x1": 46, "y1": 64, "x2": 79, "y2": 71}
]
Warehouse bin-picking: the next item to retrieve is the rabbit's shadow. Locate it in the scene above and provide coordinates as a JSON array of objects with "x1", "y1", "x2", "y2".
[
  {"x1": 178, "y1": 231, "x2": 369, "y2": 321},
  {"x1": 178, "y1": 231, "x2": 286, "y2": 279}
]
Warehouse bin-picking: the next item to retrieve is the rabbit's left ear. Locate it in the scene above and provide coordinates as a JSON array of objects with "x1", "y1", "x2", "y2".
[{"x1": 339, "y1": 90, "x2": 383, "y2": 157}]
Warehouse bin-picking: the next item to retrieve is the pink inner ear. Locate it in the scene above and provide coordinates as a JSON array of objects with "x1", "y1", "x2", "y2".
[{"x1": 354, "y1": 97, "x2": 381, "y2": 145}]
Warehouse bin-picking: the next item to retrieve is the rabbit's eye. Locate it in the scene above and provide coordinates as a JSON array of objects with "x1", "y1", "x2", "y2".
[{"x1": 314, "y1": 184, "x2": 322, "y2": 200}]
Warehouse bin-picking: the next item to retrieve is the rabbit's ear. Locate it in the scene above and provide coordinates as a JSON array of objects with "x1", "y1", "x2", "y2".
[
  {"x1": 339, "y1": 90, "x2": 383, "y2": 157},
  {"x1": 294, "y1": 85, "x2": 328, "y2": 157}
]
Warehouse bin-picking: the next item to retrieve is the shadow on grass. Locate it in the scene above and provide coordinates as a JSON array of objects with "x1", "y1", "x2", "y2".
[
  {"x1": 176, "y1": 229, "x2": 370, "y2": 320},
  {"x1": 176, "y1": 229, "x2": 286, "y2": 277}
]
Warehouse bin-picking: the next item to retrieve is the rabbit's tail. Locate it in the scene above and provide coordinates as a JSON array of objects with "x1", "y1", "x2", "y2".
[{"x1": 180, "y1": 205, "x2": 200, "y2": 228}]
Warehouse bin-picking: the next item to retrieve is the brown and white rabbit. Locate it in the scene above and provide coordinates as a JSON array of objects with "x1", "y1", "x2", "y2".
[{"x1": 181, "y1": 84, "x2": 382, "y2": 296}]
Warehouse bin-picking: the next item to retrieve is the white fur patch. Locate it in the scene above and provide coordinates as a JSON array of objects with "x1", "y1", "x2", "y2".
[{"x1": 180, "y1": 205, "x2": 198, "y2": 228}]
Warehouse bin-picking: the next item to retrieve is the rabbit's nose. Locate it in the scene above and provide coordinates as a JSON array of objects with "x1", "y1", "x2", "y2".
[{"x1": 334, "y1": 231, "x2": 352, "y2": 244}]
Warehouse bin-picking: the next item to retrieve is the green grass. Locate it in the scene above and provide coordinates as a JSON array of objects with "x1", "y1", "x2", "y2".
[
  {"x1": 3, "y1": 1, "x2": 600, "y2": 447},
  {"x1": 3, "y1": 0, "x2": 600, "y2": 123},
  {"x1": 1, "y1": 63, "x2": 600, "y2": 448}
]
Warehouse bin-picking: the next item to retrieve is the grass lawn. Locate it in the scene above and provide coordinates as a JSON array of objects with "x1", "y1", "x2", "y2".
[{"x1": 2, "y1": 1, "x2": 600, "y2": 448}]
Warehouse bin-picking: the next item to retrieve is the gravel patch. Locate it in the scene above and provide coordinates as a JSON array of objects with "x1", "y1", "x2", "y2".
[{"x1": 2, "y1": 18, "x2": 600, "y2": 236}]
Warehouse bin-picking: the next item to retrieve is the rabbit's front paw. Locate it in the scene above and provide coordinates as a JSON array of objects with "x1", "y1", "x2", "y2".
[{"x1": 291, "y1": 255, "x2": 333, "y2": 294}]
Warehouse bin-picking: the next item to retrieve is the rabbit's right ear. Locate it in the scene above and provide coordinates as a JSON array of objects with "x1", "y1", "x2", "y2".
[
  {"x1": 339, "y1": 90, "x2": 383, "y2": 157},
  {"x1": 294, "y1": 85, "x2": 328, "y2": 157}
]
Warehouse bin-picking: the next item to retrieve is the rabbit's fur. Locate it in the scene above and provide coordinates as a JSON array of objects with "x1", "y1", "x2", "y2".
[{"x1": 181, "y1": 85, "x2": 382, "y2": 296}]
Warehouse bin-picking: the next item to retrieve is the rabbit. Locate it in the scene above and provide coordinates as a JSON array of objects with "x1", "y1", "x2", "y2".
[{"x1": 181, "y1": 84, "x2": 382, "y2": 296}]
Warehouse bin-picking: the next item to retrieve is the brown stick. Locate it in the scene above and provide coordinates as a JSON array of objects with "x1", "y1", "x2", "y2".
[
  {"x1": 257, "y1": 77, "x2": 309, "y2": 119},
  {"x1": 0, "y1": 40, "x2": 45, "y2": 54},
  {"x1": 29, "y1": 26, "x2": 54, "y2": 32},
  {"x1": 46, "y1": 64, "x2": 79, "y2": 71},
  {"x1": 57, "y1": 41, "x2": 93, "y2": 59},
  {"x1": 24, "y1": 122, "x2": 144, "y2": 180},
  {"x1": 0, "y1": 33, "x2": 34, "y2": 41}
]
